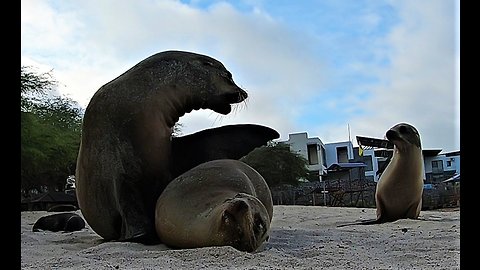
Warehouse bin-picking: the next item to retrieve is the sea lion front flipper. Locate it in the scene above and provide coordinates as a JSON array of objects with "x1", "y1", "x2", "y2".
[
  {"x1": 404, "y1": 199, "x2": 422, "y2": 219},
  {"x1": 170, "y1": 124, "x2": 279, "y2": 178}
]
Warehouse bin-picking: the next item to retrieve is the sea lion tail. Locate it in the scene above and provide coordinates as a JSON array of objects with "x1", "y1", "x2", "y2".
[
  {"x1": 32, "y1": 224, "x2": 40, "y2": 232},
  {"x1": 336, "y1": 218, "x2": 380, "y2": 227}
]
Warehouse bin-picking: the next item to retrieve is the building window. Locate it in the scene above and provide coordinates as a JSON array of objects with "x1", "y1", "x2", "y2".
[
  {"x1": 362, "y1": 156, "x2": 373, "y2": 171},
  {"x1": 307, "y1": 144, "x2": 319, "y2": 165},
  {"x1": 446, "y1": 160, "x2": 451, "y2": 167},
  {"x1": 432, "y1": 160, "x2": 444, "y2": 174},
  {"x1": 337, "y1": 146, "x2": 348, "y2": 163}
]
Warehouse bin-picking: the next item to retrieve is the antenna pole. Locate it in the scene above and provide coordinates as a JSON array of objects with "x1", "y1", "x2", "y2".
[{"x1": 348, "y1": 123, "x2": 351, "y2": 142}]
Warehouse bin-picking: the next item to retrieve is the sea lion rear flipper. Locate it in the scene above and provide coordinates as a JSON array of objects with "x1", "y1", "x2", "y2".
[{"x1": 336, "y1": 218, "x2": 379, "y2": 227}]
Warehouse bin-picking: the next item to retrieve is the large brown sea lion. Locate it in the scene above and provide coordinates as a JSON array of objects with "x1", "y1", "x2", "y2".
[
  {"x1": 338, "y1": 122, "x2": 424, "y2": 227},
  {"x1": 155, "y1": 159, "x2": 273, "y2": 252},
  {"x1": 76, "y1": 51, "x2": 256, "y2": 243}
]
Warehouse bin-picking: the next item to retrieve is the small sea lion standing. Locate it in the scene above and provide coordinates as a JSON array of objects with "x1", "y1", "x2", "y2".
[
  {"x1": 338, "y1": 123, "x2": 424, "y2": 227},
  {"x1": 155, "y1": 159, "x2": 273, "y2": 252},
  {"x1": 32, "y1": 213, "x2": 85, "y2": 232},
  {"x1": 76, "y1": 51, "x2": 249, "y2": 243}
]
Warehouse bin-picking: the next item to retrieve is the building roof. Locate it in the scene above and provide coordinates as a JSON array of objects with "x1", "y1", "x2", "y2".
[
  {"x1": 422, "y1": 149, "x2": 442, "y2": 157},
  {"x1": 356, "y1": 136, "x2": 393, "y2": 149},
  {"x1": 21, "y1": 191, "x2": 77, "y2": 204},
  {"x1": 357, "y1": 136, "x2": 445, "y2": 158},
  {"x1": 374, "y1": 149, "x2": 393, "y2": 158},
  {"x1": 327, "y1": 162, "x2": 366, "y2": 172},
  {"x1": 444, "y1": 151, "x2": 460, "y2": 157},
  {"x1": 442, "y1": 174, "x2": 460, "y2": 183}
]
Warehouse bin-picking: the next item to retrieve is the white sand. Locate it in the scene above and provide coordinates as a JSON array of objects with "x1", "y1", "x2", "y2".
[{"x1": 21, "y1": 206, "x2": 460, "y2": 269}]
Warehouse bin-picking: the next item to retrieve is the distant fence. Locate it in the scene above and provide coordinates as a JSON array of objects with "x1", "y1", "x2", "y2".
[
  {"x1": 422, "y1": 182, "x2": 460, "y2": 210},
  {"x1": 270, "y1": 180, "x2": 376, "y2": 207},
  {"x1": 271, "y1": 181, "x2": 460, "y2": 210}
]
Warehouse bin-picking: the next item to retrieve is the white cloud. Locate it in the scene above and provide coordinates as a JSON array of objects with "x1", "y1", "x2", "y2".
[
  {"x1": 21, "y1": 0, "x2": 459, "y2": 152},
  {"x1": 324, "y1": 0, "x2": 459, "y2": 152},
  {"x1": 21, "y1": 0, "x2": 326, "y2": 139}
]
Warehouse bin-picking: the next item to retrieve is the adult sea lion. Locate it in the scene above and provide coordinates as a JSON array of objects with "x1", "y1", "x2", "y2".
[
  {"x1": 76, "y1": 51, "x2": 249, "y2": 243},
  {"x1": 171, "y1": 124, "x2": 279, "y2": 178},
  {"x1": 32, "y1": 213, "x2": 85, "y2": 232},
  {"x1": 337, "y1": 123, "x2": 424, "y2": 227},
  {"x1": 155, "y1": 159, "x2": 273, "y2": 252}
]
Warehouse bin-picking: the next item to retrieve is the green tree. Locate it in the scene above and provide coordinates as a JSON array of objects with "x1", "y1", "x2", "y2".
[
  {"x1": 21, "y1": 66, "x2": 83, "y2": 196},
  {"x1": 171, "y1": 122, "x2": 184, "y2": 138},
  {"x1": 241, "y1": 142, "x2": 310, "y2": 188}
]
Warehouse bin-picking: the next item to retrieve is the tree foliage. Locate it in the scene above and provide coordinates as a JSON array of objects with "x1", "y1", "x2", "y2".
[
  {"x1": 21, "y1": 66, "x2": 84, "y2": 195},
  {"x1": 171, "y1": 122, "x2": 184, "y2": 138},
  {"x1": 241, "y1": 142, "x2": 310, "y2": 188}
]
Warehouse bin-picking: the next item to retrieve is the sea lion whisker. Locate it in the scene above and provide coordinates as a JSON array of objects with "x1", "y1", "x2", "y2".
[{"x1": 212, "y1": 114, "x2": 224, "y2": 126}]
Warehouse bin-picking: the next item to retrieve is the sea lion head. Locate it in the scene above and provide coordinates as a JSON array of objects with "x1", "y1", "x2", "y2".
[
  {"x1": 218, "y1": 193, "x2": 271, "y2": 252},
  {"x1": 385, "y1": 123, "x2": 421, "y2": 151},
  {"x1": 188, "y1": 54, "x2": 248, "y2": 115},
  {"x1": 152, "y1": 50, "x2": 248, "y2": 116}
]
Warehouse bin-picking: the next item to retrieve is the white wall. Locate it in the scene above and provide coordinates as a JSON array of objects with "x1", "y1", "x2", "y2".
[
  {"x1": 285, "y1": 132, "x2": 326, "y2": 176},
  {"x1": 362, "y1": 149, "x2": 381, "y2": 182},
  {"x1": 424, "y1": 153, "x2": 460, "y2": 175},
  {"x1": 324, "y1": 141, "x2": 354, "y2": 167}
]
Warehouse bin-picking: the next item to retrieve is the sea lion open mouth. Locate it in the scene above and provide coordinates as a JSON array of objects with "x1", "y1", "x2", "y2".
[{"x1": 209, "y1": 89, "x2": 248, "y2": 115}]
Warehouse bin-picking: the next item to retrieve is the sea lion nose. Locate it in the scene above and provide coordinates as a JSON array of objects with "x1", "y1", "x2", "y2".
[
  {"x1": 385, "y1": 129, "x2": 397, "y2": 141},
  {"x1": 238, "y1": 88, "x2": 248, "y2": 101}
]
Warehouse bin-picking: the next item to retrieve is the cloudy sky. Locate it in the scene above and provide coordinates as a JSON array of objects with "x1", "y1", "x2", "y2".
[{"x1": 21, "y1": 0, "x2": 460, "y2": 153}]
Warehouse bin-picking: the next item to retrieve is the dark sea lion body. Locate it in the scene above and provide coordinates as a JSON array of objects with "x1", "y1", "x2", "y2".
[
  {"x1": 33, "y1": 213, "x2": 85, "y2": 232},
  {"x1": 155, "y1": 159, "x2": 273, "y2": 252},
  {"x1": 171, "y1": 124, "x2": 279, "y2": 178},
  {"x1": 75, "y1": 51, "x2": 248, "y2": 243}
]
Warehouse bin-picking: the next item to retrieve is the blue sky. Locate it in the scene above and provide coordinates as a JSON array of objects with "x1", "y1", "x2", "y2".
[{"x1": 21, "y1": 0, "x2": 460, "y2": 152}]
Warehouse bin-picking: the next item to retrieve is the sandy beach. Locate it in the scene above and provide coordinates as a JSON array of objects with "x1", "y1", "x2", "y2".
[{"x1": 21, "y1": 206, "x2": 460, "y2": 269}]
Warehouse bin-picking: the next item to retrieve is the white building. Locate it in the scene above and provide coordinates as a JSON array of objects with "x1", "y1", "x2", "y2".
[
  {"x1": 282, "y1": 131, "x2": 460, "y2": 184},
  {"x1": 423, "y1": 150, "x2": 460, "y2": 183},
  {"x1": 284, "y1": 132, "x2": 327, "y2": 180},
  {"x1": 323, "y1": 141, "x2": 355, "y2": 168}
]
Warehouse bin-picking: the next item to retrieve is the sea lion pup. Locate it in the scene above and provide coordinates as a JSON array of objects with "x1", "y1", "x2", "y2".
[
  {"x1": 155, "y1": 159, "x2": 273, "y2": 252},
  {"x1": 32, "y1": 213, "x2": 85, "y2": 232},
  {"x1": 76, "y1": 51, "x2": 248, "y2": 243},
  {"x1": 170, "y1": 124, "x2": 280, "y2": 178},
  {"x1": 337, "y1": 123, "x2": 424, "y2": 227}
]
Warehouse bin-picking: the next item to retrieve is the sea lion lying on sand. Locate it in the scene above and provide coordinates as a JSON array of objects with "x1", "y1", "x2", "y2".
[{"x1": 155, "y1": 159, "x2": 273, "y2": 252}]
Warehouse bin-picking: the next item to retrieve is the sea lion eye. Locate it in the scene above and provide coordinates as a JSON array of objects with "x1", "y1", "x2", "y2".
[
  {"x1": 253, "y1": 214, "x2": 266, "y2": 236},
  {"x1": 203, "y1": 61, "x2": 215, "y2": 67},
  {"x1": 224, "y1": 72, "x2": 234, "y2": 85}
]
